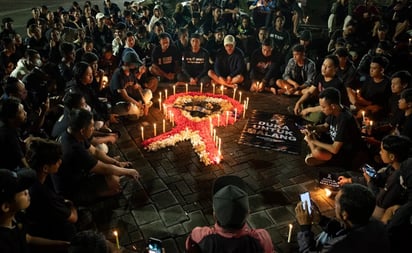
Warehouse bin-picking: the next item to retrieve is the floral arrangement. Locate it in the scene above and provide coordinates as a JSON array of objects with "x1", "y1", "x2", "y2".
[{"x1": 142, "y1": 92, "x2": 244, "y2": 165}]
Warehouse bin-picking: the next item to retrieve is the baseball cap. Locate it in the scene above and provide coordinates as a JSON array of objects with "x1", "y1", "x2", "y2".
[
  {"x1": 0, "y1": 168, "x2": 36, "y2": 204},
  {"x1": 212, "y1": 175, "x2": 249, "y2": 229},
  {"x1": 223, "y1": 35, "x2": 235, "y2": 46},
  {"x1": 95, "y1": 12, "x2": 105, "y2": 20},
  {"x1": 122, "y1": 50, "x2": 143, "y2": 67}
]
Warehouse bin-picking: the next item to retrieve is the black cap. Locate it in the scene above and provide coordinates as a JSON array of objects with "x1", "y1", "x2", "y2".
[
  {"x1": 122, "y1": 50, "x2": 143, "y2": 67},
  {"x1": 0, "y1": 168, "x2": 37, "y2": 204},
  {"x1": 212, "y1": 175, "x2": 249, "y2": 229}
]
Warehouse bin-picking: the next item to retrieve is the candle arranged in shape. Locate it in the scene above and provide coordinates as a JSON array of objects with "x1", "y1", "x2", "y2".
[{"x1": 200, "y1": 82, "x2": 203, "y2": 93}]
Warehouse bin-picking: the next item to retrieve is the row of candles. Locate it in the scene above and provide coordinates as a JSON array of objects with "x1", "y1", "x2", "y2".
[{"x1": 140, "y1": 84, "x2": 250, "y2": 140}]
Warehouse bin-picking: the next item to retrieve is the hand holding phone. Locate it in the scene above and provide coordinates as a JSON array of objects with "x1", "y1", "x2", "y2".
[
  {"x1": 148, "y1": 237, "x2": 162, "y2": 253},
  {"x1": 300, "y1": 192, "x2": 312, "y2": 215},
  {"x1": 361, "y1": 164, "x2": 377, "y2": 178}
]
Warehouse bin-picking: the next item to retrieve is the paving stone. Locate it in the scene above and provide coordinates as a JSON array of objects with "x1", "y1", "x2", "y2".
[
  {"x1": 267, "y1": 206, "x2": 296, "y2": 225},
  {"x1": 142, "y1": 178, "x2": 168, "y2": 195},
  {"x1": 248, "y1": 210, "x2": 274, "y2": 229},
  {"x1": 151, "y1": 190, "x2": 179, "y2": 209},
  {"x1": 132, "y1": 204, "x2": 161, "y2": 225},
  {"x1": 159, "y1": 205, "x2": 189, "y2": 226},
  {"x1": 182, "y1": 210, "x2": 208, "y2": 232},
  {"x1": 139, "y1": 220, "x2": 170, "y2": 240}
]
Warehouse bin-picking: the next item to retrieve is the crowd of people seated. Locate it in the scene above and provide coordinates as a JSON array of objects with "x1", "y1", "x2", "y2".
[{"x1": 0, "y1": 0, "x2": 411, "y2": 252}]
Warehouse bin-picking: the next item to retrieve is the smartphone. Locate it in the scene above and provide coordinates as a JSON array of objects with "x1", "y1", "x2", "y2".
[
  {"x1": 300, "y1": 191, "x2": 312, "y2": 215},
  {"x1": 362, "y1": 164, "x2": 377, "y2": 178},
  {"x1": 147, "y1": 237, "x2": 162, "y2": 253}
]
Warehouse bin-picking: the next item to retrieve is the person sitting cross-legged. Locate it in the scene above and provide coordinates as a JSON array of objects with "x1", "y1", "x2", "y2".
[
  {"x1": 54, "y1": 108, "x2": 140, "y2": 206},
  {"x1": 208, "y1": 34, "x2": 246, "y2": 89},
  {"x1": 301, "y1": 87, "x2": 367, "y2": 169}
]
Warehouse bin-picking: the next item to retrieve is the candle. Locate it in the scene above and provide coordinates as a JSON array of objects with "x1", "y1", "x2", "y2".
[
  {"x1": 409, "y1": 38, "x2": 412, "y2": 45},
  {"x1": 163, "y1": 104, "x2": 167, "y2": 117},
  {"x1": 243, "y1": 102, "x2": 246, "y2": 119},
  {"x1": 185, "y1": 83, "x2": 188, "y2": 93},
  {"x1": 246, "y1": 97, "x2": 249, "y2": 110},
  {"x1": 173, "y1": 85, "x2": 176, "y2": 95},
  {"x1": 213, "y1": 129, "x2": 216, "y2": 144},
  {"x1": 153, "y1": 123, "x2": 157, "y2": 136},
  {"x1": 226, "y1": 111, "x2": 229, "y2": 125},
  {"x1": 200, "y1": 82, "x2": 203, "y2": 93},
  {"x1": 234, "y1": 108, "x2": 237, "y2": 121},
  {"x1": 221, "y1": 85, "x2": 224, "y2": 95},
  {"x1": 356, "y1": 89, "x2": 360, "y2": 95},
  {"x1": 163, "y1": 119, "x2": 166, "y2": 133},
  {"x1": 171, "y1": 113, "x2": 175, "y2": 126},
  {"x1": 217, "y1": 114, "x2": 220, "y2": 127},
  {"x1": 361, "y1": 110, "x2": 365, "y2": 122},
  {"x1": 113, "y1": 230, "x2": 120, "y2": 249},
  {"x1": 164, "y1": 89, "x2": 168, "y2": 99},
  {"x1": 218, "y1": 138, "x2": 221, "y2": 153},
  {"x1": 212, "y1": 83, "x2": 216, "y2": 94},
  {"x1": 140, "y1": 126, "x2": 144, "y2": 140},
  {"x1": 287, "y1": 224, "x2": 293, "y2": 243},
  {"x1": 158, "y1": 98, "x2": 162, "y2": 110},
  {"x1": 233, "y1": 87, "x2": 237, "y2": 100},
  {"x1": 159, "y1": 91, "x2": 162, "y2": 99},
  {"x1": 239, "y1": 91, "x2": 242, "y2": 103},
  {"x1": 370, "y1": 120, "x2": 373, "y2": 127}
]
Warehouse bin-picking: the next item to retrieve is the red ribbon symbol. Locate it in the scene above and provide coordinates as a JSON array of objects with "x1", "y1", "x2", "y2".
[{"x1": 142, "y1": 92, "x2": 244, "y2": 165}]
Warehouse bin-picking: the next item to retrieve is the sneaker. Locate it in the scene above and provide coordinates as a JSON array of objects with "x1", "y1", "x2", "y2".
[{"x1": 305, "y1": 154, "x2": 325, "y2": 166}]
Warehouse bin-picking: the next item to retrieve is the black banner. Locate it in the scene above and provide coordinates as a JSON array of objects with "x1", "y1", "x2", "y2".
[{"x1": 238, "y1": 110, "x2": 304, "y2": 155}]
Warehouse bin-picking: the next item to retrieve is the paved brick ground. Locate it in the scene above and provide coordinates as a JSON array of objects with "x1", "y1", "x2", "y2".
[
  {"x1": 4, "y1": 1, "x2": 335, "y2": 252},
  {"x1": 91, "y1": 83, "x2": 338, "y2": 253}
]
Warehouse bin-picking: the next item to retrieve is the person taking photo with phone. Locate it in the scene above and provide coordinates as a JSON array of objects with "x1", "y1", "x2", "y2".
[
  {"x1": 294, "y1": 183, "x2": 390, "y2": 252},
  {"x1": 338, "y1": 134, "x2": 412, "y2": 220}
]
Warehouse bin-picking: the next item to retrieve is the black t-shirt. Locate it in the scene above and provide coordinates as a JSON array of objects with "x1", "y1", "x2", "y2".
[
  {"x1": 312, "y1": 74, "x2": 349, "y2": 106},
  {"x1": 109, "y1": 67, "x2": 139, "y2": 103},
  {"x1": 151, "y1": 44, "x2": 179, "y2": 74},
  {"x1": 0, "y1": 219, "x2": 28, "y2": 253},
  {"x1": 326, "y1": 107, "x2": 363, "y2": 162},
  {"x1": 56, "y1": 130, "x2": 98, "y2": 196},
  {"x1": 0, "y1": 122, "x2": 25, "y2": 170},
  {"x1": 182, "y1": 47, "x2": 210, "y2": 79},
  {"x1": 360, "y1": 76, "x2": 391, "y2": 108},
  {"x1": 26, "y1": 180, "x2": 75, "y2": 240}
]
